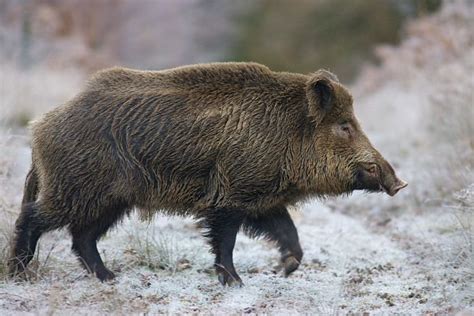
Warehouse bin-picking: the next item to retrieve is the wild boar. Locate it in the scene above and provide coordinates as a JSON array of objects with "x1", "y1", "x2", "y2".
[{"x1": 9, "y1": 62, "x2": 407, "y2": 286}]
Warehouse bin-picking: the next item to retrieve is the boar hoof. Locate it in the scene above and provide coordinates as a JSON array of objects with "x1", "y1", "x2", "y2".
[
  {"x1": 217, "y1": 271, "x2": 243, "y2": 287},
  {"x1": 283, "y1": 256, "x2": 301, "y2": 277},
  {"x1": 96, "y1": 268, "x2": 116, "y2": 282}
]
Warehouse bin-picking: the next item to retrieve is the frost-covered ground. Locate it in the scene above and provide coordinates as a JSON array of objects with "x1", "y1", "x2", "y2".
[{"x1": 0, "y1": 2, "x2": 472, "y2": 314}]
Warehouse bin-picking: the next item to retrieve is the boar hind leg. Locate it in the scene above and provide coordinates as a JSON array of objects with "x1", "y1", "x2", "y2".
[
  {"x1": 70, "y1": 203, "x2": 129, "y2": 282},
  {"x1": 9, "y1": 202, "x2": 49, "y2": 276},
  {"x1": 243, "y1": 207, "x2": 303, "y2": 277},
  {"x1": 202, "y1": 208, "x2": 245, "y2": 287}
]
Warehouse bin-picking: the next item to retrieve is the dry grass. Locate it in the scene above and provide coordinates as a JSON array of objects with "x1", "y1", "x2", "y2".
[
  {"x1": 125, "y1": 223, "x2": 185, "y2": 273},
  {"x1": 0, "y1": 133, "x2": 22, "y2": 279}
]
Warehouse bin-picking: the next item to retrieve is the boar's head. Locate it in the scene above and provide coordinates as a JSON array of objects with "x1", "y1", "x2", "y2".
[{"x1": 304, "y1": 70, "x2": 407, "y2": 196}]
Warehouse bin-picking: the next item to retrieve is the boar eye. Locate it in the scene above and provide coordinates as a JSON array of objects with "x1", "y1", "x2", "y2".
[{"x1": 339, "y1": 121, "x2": 352, "y2": 137}]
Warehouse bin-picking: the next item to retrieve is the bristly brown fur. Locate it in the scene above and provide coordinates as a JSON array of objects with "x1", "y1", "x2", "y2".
[
  {"x1": 9, "y1": 62, "x2": 401, "y2": 284},
  {"x1": 31, "y1": 62, "x2": 357, "y2": 222}
]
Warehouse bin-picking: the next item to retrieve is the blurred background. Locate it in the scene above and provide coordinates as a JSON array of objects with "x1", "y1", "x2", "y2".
[
  {"x1": 0, "y1": 0, "x2": 472, "y2": 314},
  {"x1": 0, "y1": 0, "x2": 446, "y2": 126},
  {"x1": 1, "y1": 0, "x2": 441, "y2": 79}
]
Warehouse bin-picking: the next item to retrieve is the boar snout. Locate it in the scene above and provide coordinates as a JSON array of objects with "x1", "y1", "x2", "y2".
[
  {"x1": 383, "y1": 176, "x2": 408, "y2": 196},
  {"x1": 379, "y1": 159, "x2": 408, "y2": 196},
  {"x1": 354, "y1": 160, "x2": 408, "y2": 196}
]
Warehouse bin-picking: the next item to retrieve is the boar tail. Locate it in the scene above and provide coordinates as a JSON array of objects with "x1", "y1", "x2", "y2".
[{"x1": 21, "y1": 165, "x2": 39, "y2": 206}]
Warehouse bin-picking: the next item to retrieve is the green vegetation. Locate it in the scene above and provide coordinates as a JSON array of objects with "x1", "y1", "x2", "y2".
[{"x1": 233, "y1": 0, "x2": 441, "y2": 82}]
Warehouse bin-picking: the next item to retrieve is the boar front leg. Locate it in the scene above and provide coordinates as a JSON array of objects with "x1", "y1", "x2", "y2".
[
  {"x1": 202, "y1": 208, "x2": 245, "y2": 287},
  {"x1": 243, "y1": 206, "x2": 303, "y2": 276}
]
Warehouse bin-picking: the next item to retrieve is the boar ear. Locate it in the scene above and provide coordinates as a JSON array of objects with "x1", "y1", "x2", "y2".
[{"x1": 306, "y1": 70, "x2": 337, "y2": 124}]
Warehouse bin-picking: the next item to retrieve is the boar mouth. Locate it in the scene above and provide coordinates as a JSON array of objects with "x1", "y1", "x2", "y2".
[
  {"x1": 379, "y1": 184, "x2": 389, "y2": 194},
  {"x1": 353, "y1": 162, "x2": 408, "y2": 196}
]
